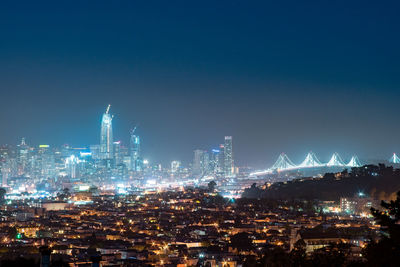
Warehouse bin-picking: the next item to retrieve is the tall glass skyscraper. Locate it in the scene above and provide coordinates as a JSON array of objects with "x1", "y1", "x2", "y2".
[
  {"x1": 210, "y1": 149, "x2": 221, "y2": 174},
  {"x1": 17, "y1": 137, "x2": 29, "y2": 176},
  {"x1": 193, "y1": 149, "x2": 210, "y2": 177},
  {"x1": 100, "y1": 105, "x2": 113, "y2": 159},
  {"x1": 130, "y1": 127, "x2": 141, "y2": 171},
  {"x1": 224, "y1": 136, "x2": 234, "y2": 177},
  {"x1": 113, "y1": 141, "x2": 122, "y2": 165}
]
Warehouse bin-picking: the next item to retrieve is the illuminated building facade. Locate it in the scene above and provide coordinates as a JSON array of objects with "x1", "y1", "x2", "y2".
[
  {"x1": 210, "y1": 149, "x2": 222, "y2": 174},
  {"x1": 37, "y1": 145, "x2": 55, "y2": 180},
  {"x1": 17, "y1": 138, "x2": 29, "y2": 176},
  {"x1": 130, "y1": 128, "x2": 142, "y2": 171},
  {"x1": 89, "y1": 144, "x2": 100, "y2": 160},
  {"x1": 100, "y1": 105, "x2": 113, "y2": 160},
  {"x1": 224, "y1": 136, "x2": 234, "y2": 177},
  {"x1": 65, "y1": 155, "x2": 80, "y2": 179},
  {"x1": 193, "y1": 149, "x2": 210, "y2": 177},
  {"x1": 171, "y1": 160, "x2": 181, "y2": 173},
  {"x1": 113, "y1": 141, "x2": 122, "y2": 165},
  {"x1": 340, "y1": 193, "x2": 379, "y2": 216}
]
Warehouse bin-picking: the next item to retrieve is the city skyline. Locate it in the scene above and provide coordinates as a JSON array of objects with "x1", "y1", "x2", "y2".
[
  {"x1": 1, "y1": 2, "x2": 400, "y2": 266},
  {"x1": 1, "y1": 104, "x2": 399, "y2": 169},
  {"x1": 1, "y1": 1, "x2": 400, "y2": 167},
  {"x1": 1, "y1": 103, "x2": 400, "y2": 169}
]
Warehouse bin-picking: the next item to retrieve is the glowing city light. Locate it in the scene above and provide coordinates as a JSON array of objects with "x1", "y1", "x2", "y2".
[
  {"x1": 299, "y1": 152, "x2": 323, "y2": 168},
  {"x1": 389, "y1": 153, "x2": 400, "y2": 164},
  {"x1": 347, "y1": 155, "x2": 362, "y2": 167},
  {"x1": 327, "y1": 152, "x2": 345, "y2": 166},
  {"x1": 251, "y1": 152, "x2": 363, "y2": 176},
  {"x1": 271, "y1": 153, "x2": 296, "y2": 171}
]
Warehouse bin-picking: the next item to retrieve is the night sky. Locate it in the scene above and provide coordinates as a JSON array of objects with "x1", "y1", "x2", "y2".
[{"x1": 1, "y1": 1, "x2": 399, "y2": 168}]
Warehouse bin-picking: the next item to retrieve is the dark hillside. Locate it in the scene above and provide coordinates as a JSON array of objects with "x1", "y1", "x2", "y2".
[{"x1": 242, "y1": 164, "x2": 400, "y2": 201}]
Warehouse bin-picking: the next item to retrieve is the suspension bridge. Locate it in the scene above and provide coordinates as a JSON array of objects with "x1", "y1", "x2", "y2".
[
  {"x1": 251, "y1": 152, "x2": 362, "y2": 176},
  {"x1": 251, "y1": 152, "x2": 400, "y2": 176}
]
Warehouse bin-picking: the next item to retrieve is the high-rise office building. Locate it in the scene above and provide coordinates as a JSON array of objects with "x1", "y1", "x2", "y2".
[
  {"x1": 171, "y1": 161, "x2": 181, "y2": 173},
  {"x1": 17, "y1": 138, "x2": 29, "y2": 176},
  {"x1": 210, "y1": 149, "x2": 222, "y2": 174},
  {"x1": 65, "y1": 155, "x2": 80, "y2": 179},
  {"x1": 90, "y1": 145, "x2": 101, "y2": 160},
  {"x1": 123, "y1": 156, "x2": 131, "y2": 170},
  {"x1": 1, "y1": 160, "x2": 10, "y2": 187},
  {"x1": 130, "y1": 128, "x2": 142, "y2": 171},
  {"x1": 0, "y1": 146, "x2": 12, "y2": 187},
  {"x1": 218, "y1": 144, "x2": 225, "y2": 173},
  {"x1": 193, "y1": 149, "x2": 210, "y2": 177},
  {"x1": 36, "y1": 145, "x2": 55, "y2": 180},
  {"x1": 100, "y1": 105, "x2": 113, "y2": 160},
  {"x1": 224, "y1": 136, "x2": 234, "y2": 177},
  {"x1": 113, "y1": 141, "x2": 122, "y2": 165},
  {"x1": 193, "y1": 150, "x2": 203, "y2": 176}
]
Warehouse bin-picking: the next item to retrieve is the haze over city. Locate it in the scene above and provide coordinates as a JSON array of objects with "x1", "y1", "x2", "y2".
[
  {"x1": 1, "y1": 2, "x2": 400, "y2": 267},
  {"x1": 1, "y1": 1, "x2": 400, "y2": 168}
]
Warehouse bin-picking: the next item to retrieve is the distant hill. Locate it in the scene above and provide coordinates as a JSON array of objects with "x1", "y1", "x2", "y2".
[{"x1": 242, "y1": 164, "x2": 400, "y2": 201}]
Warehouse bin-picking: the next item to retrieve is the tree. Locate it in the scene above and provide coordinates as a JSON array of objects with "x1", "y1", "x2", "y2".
[
  {"x1": 290, "y1": 239, "x2": 307, "y2": 266},
  {"x1": 0, "y1": 258, "x2": 38, "y2": 267},
  {"x1": 6, "y1": 226, "x2": 17, "y2": 239},
  {"x1": 230, "y1": 232, "x2": 253, "y2": 251},
  {"x1": 242, "y1": 255, "x2": 258, "y2": 267},
  {"x1": 57, "y1": 188, "x2": 71, "y2": 201},
  {"x1": 309, "y1": 244, "x2": 348, "y2": 267},
  {"x1": 89, "y1": 186, "x2": 99, "y2": 195},
  {"x1": 365, "y1": 191, "x2": 400, "y2": 266},
  {"x1": 207, "y1": 181, "x2": 217, "y2": 192},
  {"x1": 260, "y1": 246, "x2": 291, "y2": 267},
  {"x1": 0, "y1": 188, "x2": 6, "y2": 204}
]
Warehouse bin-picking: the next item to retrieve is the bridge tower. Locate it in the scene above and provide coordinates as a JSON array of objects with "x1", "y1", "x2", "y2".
[
  {"x1": 299, "y1": 152, "x2": 322, "y2": 168},
  {"x1": 389, "y1": 153, "x2": 400, "y2": 164},
  {"x1": 346, "y1": 155, "x2": 362, "y2": 167},
  {"x1": 270, "y1": 153, "x2": 296, "y2": 171},
  {"x1": 326, "y1": 152, "x2": 345, "y2": 166}
]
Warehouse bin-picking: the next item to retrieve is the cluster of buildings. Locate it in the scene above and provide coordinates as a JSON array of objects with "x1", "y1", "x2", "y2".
[
  {"x1": 0, "y1": 187, "x2": 379, "y2": 266},
  {"x1": 0, "y1": 106, "x2": 145, "y2": 193},
  {"x1": 0, "y1": 106, "x2": 240, "y2": 196},
  {"x1": 192, "y1": 136, "x2": 235, "y2": 179},
  {"x1": 1, "y1": 106, "x2": 387, "y2": 266},
  {"x1": 91, "y1": 105, "x2": 142, "y2": 172},
  {"x1": 339, "y1": 193, "x2": 379, "y2": 217}
]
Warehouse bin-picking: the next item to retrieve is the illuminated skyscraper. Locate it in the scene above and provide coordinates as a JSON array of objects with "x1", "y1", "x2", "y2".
[
  {"x1": 113, "y1": 141, "x2": 122, "y2": 165},
  {"x1": 193, "y1": 149, "x2": 210, "y2": 177},
  {"x1": 0, "y1": 146, "x2": 11, "y2": 187},
  {"x1": 17, "y1": 138, "x2": 29, "y2": 176},
  {"x1": 1, "y1": 160, "x2": 10, "y2": 187},
  {"x1": 193, "y1": 150, "x2": 203, "y2": 176},
  {"x1": 90, "y1": 144, "x2": 101, "y2": 160},
  {"x1": 130, "y1": 127, "x2": 142, "y2": 171},
  {"x1": 171, "y1": 161, "x2": 181, "y2": 173},
  {"x1": 100, "y1": 105, "x2": 113, "y2": 159},
  {"x1": 210, "y1": 148, "x2": 222, "y2": 174},
  {"x1": 35, "y1": 145, "x2": 55, "y2": 180},
  {"x1": 224, "y1": 136, "x2": 234, "y2": 177},
  {"x1": 65, "y1": 155, "x2": 80, "y2": 179}
]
